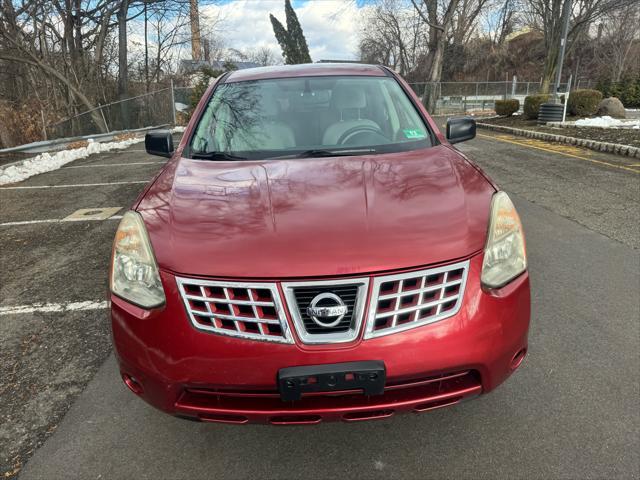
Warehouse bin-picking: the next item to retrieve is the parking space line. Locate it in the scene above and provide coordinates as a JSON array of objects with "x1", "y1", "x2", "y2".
[
  {"x1": 64, "y1": 161, "x2": 165, "y2": 169},
  {"x1": 0, "y1": 181, "x2": 148, "y2": 190},
  {"x1": 0, "y1": 300, "x2": 108, "y2": 316},
  {"x1": 477, "y1": 133, "x2": 640, "y2": 174},
  {"x1": 0, "y1": 215, "x2": 122, "y2": 227}
]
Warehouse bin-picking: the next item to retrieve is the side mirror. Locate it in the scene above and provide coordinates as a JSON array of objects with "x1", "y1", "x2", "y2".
[
  {"x1": 446, "y1": 117, "x2": 476, "y2": 144},
  {"x1": 145, "y1": 130, "x2": 174, "y2": 158}
]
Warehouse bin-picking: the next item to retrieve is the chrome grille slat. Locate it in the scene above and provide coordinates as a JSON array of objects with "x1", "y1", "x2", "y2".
[
  {"x1": 185, "y1": 311, "x2": 282, "y2": 324},
  {"x1": 374, "y1": 296, "x2": 460, "y2": 320},
  {"x1": 176, "y1": 278, "x2": 293, "y2": 343},
  {"x1": 365, "y1": 260, "x2": 470, "y2": 339},
  {"x1": 376, "y1": 279, "x2": 463, "y2": 300},
  {"x1": 183, "y1": 295, "x2": 274, "y2": 306}
]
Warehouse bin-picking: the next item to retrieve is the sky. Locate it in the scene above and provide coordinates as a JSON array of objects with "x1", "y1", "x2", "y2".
[{"x1": 200, "y1": 0, "x2": 369, "y2": 62}]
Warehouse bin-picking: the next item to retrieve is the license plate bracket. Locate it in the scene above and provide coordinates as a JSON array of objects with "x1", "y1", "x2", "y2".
[{"x1": 278, "y1": 360, "x2": 386, "y2": 401}]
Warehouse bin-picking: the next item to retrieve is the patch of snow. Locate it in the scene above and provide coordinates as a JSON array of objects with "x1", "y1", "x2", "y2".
[
  {"x1": 171, "y1": 126, "x2": 186, "y2": 133},
  {"x1": 574, "y1": 116, "x2": 640, "y2": 128},
  {"x1": 0, "y1": 137, "x2": 143, "y2": 186},
  {"x1": 174, "y1": 102, "x2": 188, "y2": 112}
]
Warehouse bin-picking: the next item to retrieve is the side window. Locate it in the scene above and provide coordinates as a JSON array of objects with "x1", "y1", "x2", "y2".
[
  {"x1": 385, "y1": 80, "x2": 430, "y2": 143},
  {"x1": 380, "y1": 83, "x2": 402, "y2": 140},
  {"x1": 191, "y1": 103, "x2": 214, "y2": 152}
]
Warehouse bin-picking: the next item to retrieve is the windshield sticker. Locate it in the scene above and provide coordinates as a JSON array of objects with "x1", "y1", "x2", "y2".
[{"x1": 403, "y1": 129, "x2": 427, "y2": 139}]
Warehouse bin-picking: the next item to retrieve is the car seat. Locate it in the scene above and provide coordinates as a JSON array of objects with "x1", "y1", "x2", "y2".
[
  {"x1": 322, "y1": 84, "x2": 380, "y2": 145},
  {"x1": 230, "y1": 93, "x2": 296, "y2": 151}
]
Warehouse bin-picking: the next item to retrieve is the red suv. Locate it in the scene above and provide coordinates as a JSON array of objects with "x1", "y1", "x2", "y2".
[{"x1": 110, "y1": 64, "x2": 530, "y2": 424}]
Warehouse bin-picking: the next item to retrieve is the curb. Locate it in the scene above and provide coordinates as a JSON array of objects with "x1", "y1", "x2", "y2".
[{"x1": 476, "y1": 122, "x2": 640, "y2": 159}]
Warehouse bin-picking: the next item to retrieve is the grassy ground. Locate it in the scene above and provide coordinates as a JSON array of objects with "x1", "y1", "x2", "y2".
[{"x1": 481, "y1": 115, "x2": 640, "y2": 148}]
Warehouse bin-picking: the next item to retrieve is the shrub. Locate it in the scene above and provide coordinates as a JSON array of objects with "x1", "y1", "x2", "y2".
[
  {"x1": 495, "y1": 99, "x2": 520, "y2": 117},
  {"x1": 596, "y1": 77, "x2": 640, "y2": 108},
  {"x1": 596, "y1": 97, "x2": 626, "y2": 118},
  {"x1": 567, "y1": 89, "x2": 603, "y2": 116},
  {"x1": 0, "y1": 100, "x2": 49, "y2": 148},
  {"x1": 523, "y1": 94, "x2": 549, "y2": 119}
]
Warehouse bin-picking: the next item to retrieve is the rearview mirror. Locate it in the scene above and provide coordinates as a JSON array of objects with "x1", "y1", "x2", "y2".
[
  {"x1": 145, "y1": 130, "x2": 174, "y2": 158},
  {"x1": 446, "y1": 117, "x2": 476, "y2": 144}
]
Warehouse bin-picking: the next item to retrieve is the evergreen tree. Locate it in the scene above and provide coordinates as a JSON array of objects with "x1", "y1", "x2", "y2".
[{"x1": 270, "y1": 0, "x2": 312, "y2": 64}]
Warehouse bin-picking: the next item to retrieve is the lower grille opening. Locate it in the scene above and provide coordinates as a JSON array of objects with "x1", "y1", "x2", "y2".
[
  {"x1": 269, "y1": 415, "x2": 322, "y2": 425},
  {"x1": 175, "y1": 370, "x2": 482, "y2": 423},
  {"x1": 414, "y1": 396, "x2": 463, "y2": 412},
  {"x1": 343, "y1": 409, "x2": 394, "y2": 422},
  {"x1": 199, "y1": 413, "x2": 249, "y2": 424}
]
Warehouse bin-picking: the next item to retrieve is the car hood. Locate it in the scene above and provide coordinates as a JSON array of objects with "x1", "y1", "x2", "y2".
[{"x1": 137, "y1": 145, "x2": 495, "y2": 278}]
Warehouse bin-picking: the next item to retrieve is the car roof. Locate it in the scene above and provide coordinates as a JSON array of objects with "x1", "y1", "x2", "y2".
[{"x1": 224, "y1": 63, "x2": 388, "y2": 83}]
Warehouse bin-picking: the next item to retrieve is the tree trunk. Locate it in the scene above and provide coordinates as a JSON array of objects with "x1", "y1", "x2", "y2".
[
  {"x1": 424, "y1": 31, "x2": 446, "y2": 113},
  {"x1": 539, "y1": 0, "x2": 565, "y2": 94},
  {"x1": 117, "y1": 0, "x2": 130, "y2": 130},
  {"x1": 540, "y1": 45, "x2": 558, "y2": 94}
]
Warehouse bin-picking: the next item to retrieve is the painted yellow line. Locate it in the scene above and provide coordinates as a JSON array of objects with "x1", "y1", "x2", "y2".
[{"x1": 477, "y1": 133, "x2": 639, "y2": 174}]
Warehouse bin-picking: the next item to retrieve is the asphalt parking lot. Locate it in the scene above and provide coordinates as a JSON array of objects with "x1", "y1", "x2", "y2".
[{"x1": 1, "y1": 128, "x2": 638, "y2": 479}]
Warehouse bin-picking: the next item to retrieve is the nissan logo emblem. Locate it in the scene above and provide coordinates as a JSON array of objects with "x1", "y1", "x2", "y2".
[{"x1": 306, "y1": 293, "x2": 348, "y2": 327}]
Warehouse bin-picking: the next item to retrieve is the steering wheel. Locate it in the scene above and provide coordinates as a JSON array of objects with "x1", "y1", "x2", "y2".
[{"x1": 337, "y1": 125, "x2": 386, "y2": 145}]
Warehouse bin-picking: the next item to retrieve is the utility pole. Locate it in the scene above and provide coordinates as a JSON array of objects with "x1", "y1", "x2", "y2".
[
  {"x1": 117, "y1": 0, "x2": 130, "y2": 129},
  {"x1": 144, "y1": 0, "x2": 149, "y2": 92},
  {"x1": 552, "y1": 0, "x2": 572, "y2": 103},
  {"x1": 190, "y1": 0, "x2": 202, "y2": 61}
]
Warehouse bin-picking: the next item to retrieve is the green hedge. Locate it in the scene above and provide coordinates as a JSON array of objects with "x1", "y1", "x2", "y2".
[
  {"x1": 523, "y1": 95, "x2": 550, "y2": 119},
  {"x1": 495, "y1": 99, "x2": 520, "y2": 117},
  {"x1": 596, "y1": 77, "x2": 640, "y2": 108},
  {"x1": 567, "y1": 89, "x2": 603, "y2": 116}
]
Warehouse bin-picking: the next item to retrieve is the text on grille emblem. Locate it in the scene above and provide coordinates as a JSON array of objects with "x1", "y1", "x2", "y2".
[{"x1": 306, "y1": 293, "x2": 348, "y2": 328}]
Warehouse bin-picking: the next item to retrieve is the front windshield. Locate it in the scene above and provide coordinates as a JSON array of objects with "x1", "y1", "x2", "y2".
[{"x1": 190, "y1": 75, "x2": 433, "y2": 160}]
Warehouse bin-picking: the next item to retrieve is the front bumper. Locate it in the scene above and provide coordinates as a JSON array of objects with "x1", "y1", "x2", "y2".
[{"x1": 110, "y1": 254, "x2": 530, "y2": 424}]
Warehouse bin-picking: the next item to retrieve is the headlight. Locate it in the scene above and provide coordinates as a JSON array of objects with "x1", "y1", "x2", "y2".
[
  {"x1": 110, "y1": 211, "x2": 165, "y2": 308},
  {"x1": 481, "y1": 191, "x2": 527, "y2": 288}
]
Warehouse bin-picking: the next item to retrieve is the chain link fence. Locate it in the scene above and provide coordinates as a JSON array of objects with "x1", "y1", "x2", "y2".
[
  {"x1": 41, "y1": 79, "x2": 593, "y2": 143},
  {"x1": 45, "y1": 87, "x2": 178, "y2": 140},
  {"x1": 408, "y1": 80, "x2": 592, "y2": 115}
]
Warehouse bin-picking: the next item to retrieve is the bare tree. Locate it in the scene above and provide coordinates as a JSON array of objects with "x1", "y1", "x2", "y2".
[
  {"x1": 147, "y1": 2, "x2": 192, "y2": 83},
  {"x1": 524, "y1": 0, "x2": 635, "y2": 93},
  {"x1": 359, "y1": 0, "x2": 426, "y2": 76},
  {"x1": 244, "y1": 46, "x2": 280, "y2": 66},
  {"x1": 593, "y1": 6, "x2": 640, "y2": 81},
  {"x1": 484, "y1": 0, "x2": 520, "y2": 46},
  {"x1": 0, "y1": 0, "x2": 119, "y2": 131},
  {"x1": 410, "y1": 0, "x2": 462, "y2": 111},
  {"x1": 450, "y1": 0, "x2": 491, "y2": 46}
]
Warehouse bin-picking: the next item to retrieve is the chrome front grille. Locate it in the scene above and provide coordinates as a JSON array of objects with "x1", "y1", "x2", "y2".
[
  {"x1": 283, "y1": 278, "x2": 369, "y2": 344},
  {"x1": 176, "y1": 278, "x2": 293, "y2": 343},
  {"x1": 365, "y1": 260, "x2": 469, "y2": 339},
  {"x1": 176, "y1": 261, "x2": 468, "y2": 344}
]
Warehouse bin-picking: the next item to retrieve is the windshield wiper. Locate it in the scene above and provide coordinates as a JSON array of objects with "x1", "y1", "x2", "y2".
[
  {"x1": 270, "y1": 148, "x2": 376, "y2": 159},
  {"x1": 191, "y1": 151, "x2": 248, "y2": 161}
]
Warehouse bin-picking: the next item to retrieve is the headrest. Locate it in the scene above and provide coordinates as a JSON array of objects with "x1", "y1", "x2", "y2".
[{"x1": 331, "y1": 84, "x2": 367, "y2": 110}]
